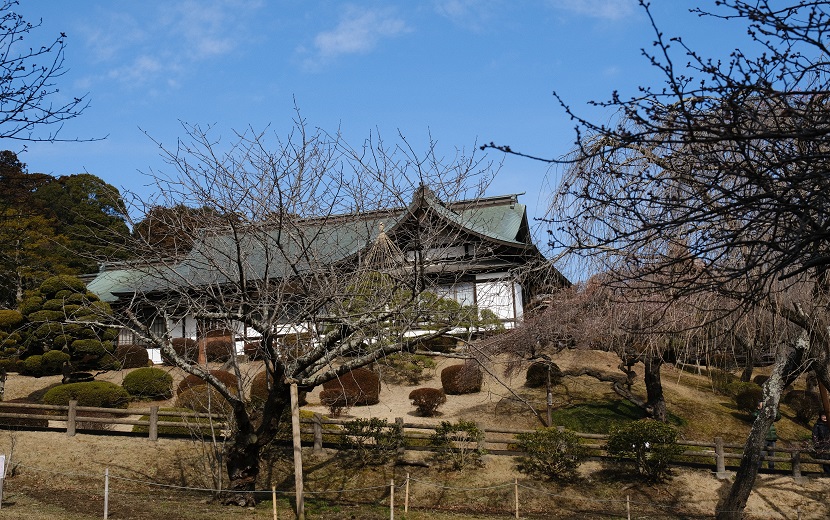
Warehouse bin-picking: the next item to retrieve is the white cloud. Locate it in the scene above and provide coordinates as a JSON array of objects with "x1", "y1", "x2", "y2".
[
  {"x1": 77, "y1": 1, "x2": 262, "y2": 89},
  {"x1": 433, "y1": 0, "x2": 499, "y2": 31},
  {"x1": 553, "y1": 0, "x2": 637, "y2": 21},
  {"x1": 309, "y1": 7, "x2": 410, "y2": 62}
]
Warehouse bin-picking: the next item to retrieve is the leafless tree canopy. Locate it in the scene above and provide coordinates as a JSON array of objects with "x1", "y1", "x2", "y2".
[
  {"x1": 0, "y1": 1, "x2": 91, "y2": 143},
  {"x1": 524, "y1": 3, "x2": 830, "y2": 518},
  {"x1": 92, "y1": 116, "x2": 513, "y2": 504}
]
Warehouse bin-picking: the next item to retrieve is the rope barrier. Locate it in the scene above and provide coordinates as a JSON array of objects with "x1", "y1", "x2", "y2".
[{"x1": 2, "y1": 460, "x2": 802, "y2": 516}]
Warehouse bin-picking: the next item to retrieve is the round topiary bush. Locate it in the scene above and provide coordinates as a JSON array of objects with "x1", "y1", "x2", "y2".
[
  {"x1": 525, "y1": 361, "x2": 563, "y2": 388},
  {"x1": 21, "y1": 355, "x2": 44, "y2": 377},
  {"x1": 42, "y1": 350, "x2": 71, "y2": 375},
  {"x1": 176, "y1": 385, "x2": 233, "y2": 414},
  {"x1": 42, "y1": 381, "x2": 130, "y2": 408},
  {"x1": 321, "y1": 368, "x2": 381, "y2": 406},
  {"x1": 0, "y1": 309, "x2": 23, "y2": 329},
  {"x1": 784, "y1": 389, "x2": 822, "y2": 425},
  {"x1": 441, "y1": 363, "x2": 483, "y2": 395},
  {"x1": 115, "y1": 344, "x2": 151, "y2": 369},
  {"x1": 123, "y1": 367, "x2": 173, "y2": 400},
  {"x1": 176, "y1": 369, "x2": 238, "y2": 396},
  {"x1": 728, "y1": 381, "x2": 763, "y2": 413},
  {"x1": 204, "y1": 336, "x2": 234, "y2": 362},
  {"x1": 408, "y1": 387, "x2": 446, "y2": 417},
  {"x1": 164, "y1": 338, "x2": 198, "y2": 363},
  {"x1": 39, "y1": 275, "x2": 86, "y2": 296}
]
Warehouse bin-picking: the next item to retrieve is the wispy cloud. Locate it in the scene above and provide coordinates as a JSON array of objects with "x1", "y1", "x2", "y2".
[
  {"x1": 303, "y1": 6, "x2": 410, "y2": 67},
  {"x1": 552, "y1": 0, "x2": 637, "y2": 21},
  {"x1": 433, "y1": 0, "x2": 499, "y2": 31},
  {"x1": 78, "y1": 0, "x2": 262, "y2": 89}
]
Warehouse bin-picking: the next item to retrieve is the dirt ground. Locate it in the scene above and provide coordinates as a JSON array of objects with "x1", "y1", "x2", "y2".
[{"x1": 0, "y1": 352, "x2": 828, "y2": 519}]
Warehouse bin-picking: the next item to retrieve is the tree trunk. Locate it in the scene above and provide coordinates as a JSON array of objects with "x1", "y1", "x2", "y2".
[
  {"x1": 715, "y1": 338, "x2": 807, "y2": 520},
  {"x1": 740, "y1": 347, "x2": 755, "y2": 383},
  {"x1": 644, "y1": 354, "x2": 666, "y2": 422},
  {"x1": 223, "y1": 430, "x2": 261, "y2": 507},
  {"x1": 223, "y1": 379, "x2": 290, "y2": 507}
]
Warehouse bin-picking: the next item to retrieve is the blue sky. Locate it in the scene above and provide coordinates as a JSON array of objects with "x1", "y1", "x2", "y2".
[{"x1": 15, "y1": 1, "x2": 742, "y2": 238}]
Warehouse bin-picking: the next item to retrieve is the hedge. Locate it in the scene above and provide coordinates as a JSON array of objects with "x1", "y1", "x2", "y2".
[
  {"x1": 122, "y1": 367, "x2": 173, "y2": 400},
  {"x1": 42, "y1": 381, "x2": 130, "y2": 408},
  {"x1": 115, "y1": 344, "x2": 151, "y2": 369},
  {"x1": 441, "y1": 363, "x2": 483, "y2": 395},
  {"x1": 176, "y1": 369, "x2": 238, "y2": 396}
]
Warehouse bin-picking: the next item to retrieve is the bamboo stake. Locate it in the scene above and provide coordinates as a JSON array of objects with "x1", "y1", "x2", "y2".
[
  {"x1": 626, "y1": 494, "x2": 631, "y2": 520},
  {"x1": 104, "y1": 468, "x2": 110, "y2": 520},
  {"x1": 290, "y1": 382, "x2": 305, "y2": 520},
  {"x1": 514, "y1": 478, "x2": 519, "y2": 519},
  {"x1": 404, "y1": 472, "x2": 410, "y2": 513},
  {"x1": 390, "y1": 479, "x2": 395, "y2": 520},
  {"x1": 272, "y1": 486, "x2": 278, "y2": 520}
]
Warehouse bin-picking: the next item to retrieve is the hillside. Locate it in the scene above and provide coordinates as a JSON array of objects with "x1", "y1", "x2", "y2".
[{"x1": 0, "y1": 351, "x2": 827, "y2": 519}]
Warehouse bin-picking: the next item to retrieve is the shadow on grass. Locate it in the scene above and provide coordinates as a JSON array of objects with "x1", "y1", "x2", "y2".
[{"x1": 551, "y1": 400, "x2": 685, "y2": 434}]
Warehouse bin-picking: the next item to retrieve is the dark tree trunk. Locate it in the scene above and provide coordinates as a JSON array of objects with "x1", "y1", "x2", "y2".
[
  {"x1": 644, "y1": 353, "x2": 666, "y2": 422},
  {"x1": 223, "y1": 378, "x2": 290, "y2": 507},
  {"x1": 715, "y1": 339, "x2": 807, "y2": 520},
  {"x1": 740, "y1": 347, "x2": 755, "y2": 382}
]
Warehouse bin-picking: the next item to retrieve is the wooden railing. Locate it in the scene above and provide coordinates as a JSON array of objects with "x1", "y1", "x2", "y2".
[{"x1": 0, "y1": 402, "x2": 828, "y2": 476}]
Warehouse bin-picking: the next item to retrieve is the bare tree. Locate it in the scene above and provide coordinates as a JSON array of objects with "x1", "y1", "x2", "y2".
[
  {"x1": 0, "y1": 1, "x2": 92, "y2": 144},
  {"x1": 483, "y1": 2, "x2": 830, "y2": 518},
  {"x1": 86, "y1": 117, "x2": 546, "y2": 505}
]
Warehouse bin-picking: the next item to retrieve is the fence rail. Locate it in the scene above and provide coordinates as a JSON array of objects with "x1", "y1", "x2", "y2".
[{"x1": 0, "y1": 400, "x2": 828, "y2": 476}]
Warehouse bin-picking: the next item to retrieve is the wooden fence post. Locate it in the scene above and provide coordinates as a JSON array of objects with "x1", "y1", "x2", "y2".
[
  {"x1": 66, "y1": 400, "x2": 77, "y2": 437},
  {"x1": 791, "y1": 449, "x2": 802, "y2": 478},
  {"x1": 149, "y1": 406, "x2": 159, "y2": 441},
  {"x1": 390, "y1": 479, "x2": 395, "y2": 520},
  {"x1": 104, "y1": 468, "x2": 109, "y2": 520},
  {"x1": 514, "y1": 478, "x2": 519, "y2": 519},
  {"x1": 404, "y1": 472, "x2": 410, "y2": 513},
  {"x1": 313, "y1": 413, "x2": 322, "y2": 453},
  {"x1": 714, "y1": 437, "x2": 726, "y2": 477},
  {"x1": 395, "y1": 417, "x2": 405, "y2": 455}
]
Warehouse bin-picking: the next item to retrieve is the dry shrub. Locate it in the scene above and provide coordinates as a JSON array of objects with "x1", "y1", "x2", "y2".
[
  {"x1": 441, "y1": 362, "x2": 482, "y2": 395},
  {"x1": 408, "y1": 387, "x2": 446, "y2": 416},
  {"x1": 165, "y1": 338, "x2": 198, "y2": 363},
  {"x1": 114, "y1": 344, "x2": 150, "y2": 369},
  {"x1": 203, "y1": 336, "x2": 234, "y2": 363},
  {"x1": 177, "y1": 385, "x2": 233, "y2": 414},
  {"x1": 176, "y1": 369, "x2": 238, "y2": 396},
  {"x1": 320, "y1": 368, "x2": 381, "y2": 415}
]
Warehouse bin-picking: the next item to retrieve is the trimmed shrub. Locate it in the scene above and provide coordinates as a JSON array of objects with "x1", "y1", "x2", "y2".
[
  {"x1": 430, "y1": 420, "x2": 486, "y2": 470},
  {"x1": 123, "y1": 367, "x2": 173, "y2": 400},
  {"x1": 21, "y1": 355, "x2": 44, "y2": 377},
  {"x1": 0, "y1": 309, "x2": 23, "y2": 328},
  {"x1": 606, "y1": 419, "x2": 683, "y2": 482},
  {"x1": 0, "y1": 358, "x2": 22, "y2": 373},
  {"x1": 27, "y1": 310, "x2": 64, "y2": 322},
  {"x1": 42, "y1": 350, "x2": 70, "y2": 375},
  {"x1": 42, "y1": 381, "x2": 130, "y2": 408},
  {"x1": 39, "y1": 275, "x2": 86, "y2": 296},
  {"x1": 525, "y1": 361, "x2": 563, "y2": 388},
  {"x1": 376, "y1": 353, "x2": 437, "y2": 385},
  {"x1": 165, "y1": 338, "x2": 198, "y2": 363},
  {"x1": 728, "y1": 381, "x2": 763, "y2": 413},
  {"x1": 321, "y1": 368, "x2": 381, "y2": 406},
  {"x1": 115, "y1": 344, "x2": 151, "y2": 369},
  {"x1": 340, "y1": 417, "x2": 403, "y2": 466},
  {"x1": 441, "y1": 363, "x2": 483, "y2": 395},
  {"x1": 408, "y1": 387, "x2": 446, "y2": 417},
  {"x1": 515, "y1": 427, "x2": 586, "y2": 482},
  {"x1": 176, "y1": 385, "x2": 233, "y2": 414},
  {"x1": 176, "y1": 369, "x2": 238, "y2": 396},
  {"x1": 203, "y1": 336, "x2": 234, "y2": 363},
  {"x1": 71, "y1": 339, "x2": 110, "y2": 357}
]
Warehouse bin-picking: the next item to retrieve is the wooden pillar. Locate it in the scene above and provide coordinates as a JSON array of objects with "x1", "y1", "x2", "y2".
[
  {"x1": 149, "y1": 406, "x2": 159, "y2": 441},
  {"x1": 67, "y1": 400, "x2": 77, "y2": 437},
  {"x1": 313, "y1": 413, "x2": 323, "y2": 454},
  {"x1": 714, "y1": 437, "x2": 726, "y2": 477},
  {"x1": 290, "y1": 382, "x2": 305, "y2": 520},
  {"x1": 395, "y1": 417, "x2": 405, "y2": 455}
]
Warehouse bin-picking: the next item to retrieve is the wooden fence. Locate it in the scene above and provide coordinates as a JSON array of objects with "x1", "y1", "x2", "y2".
[{"x1": 0, "y1": 400, "x2": 828, "y2": 477}]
